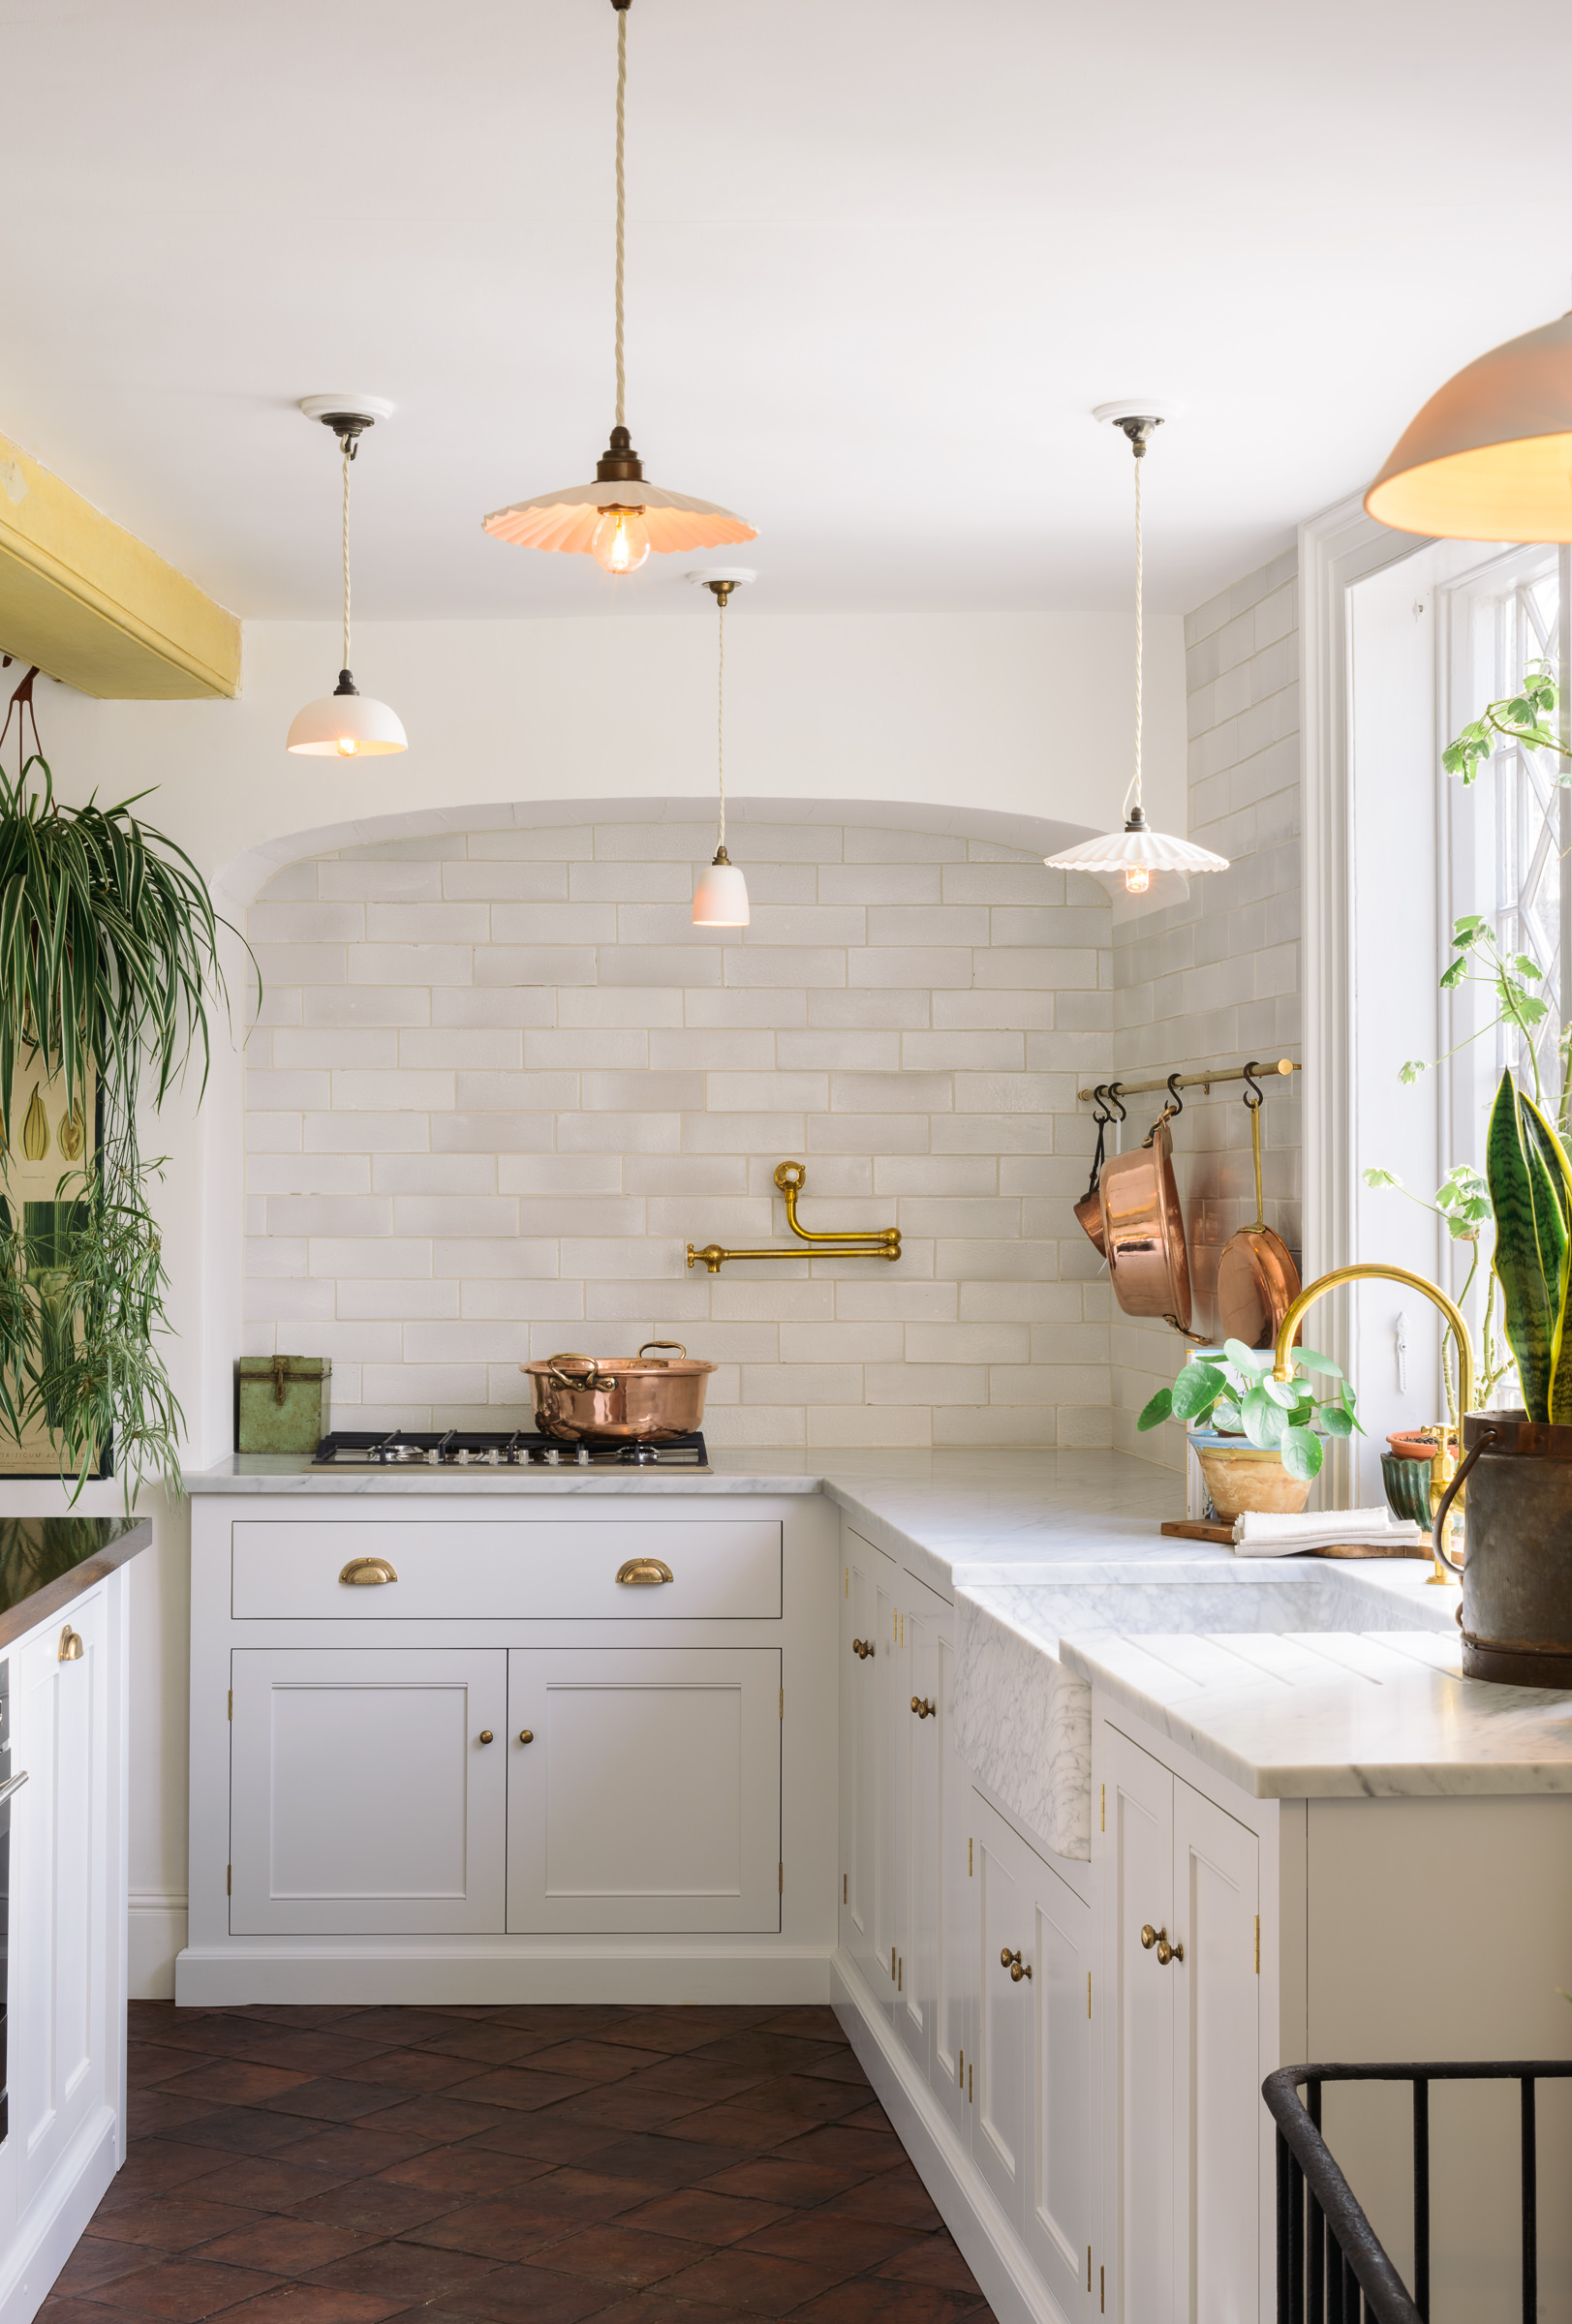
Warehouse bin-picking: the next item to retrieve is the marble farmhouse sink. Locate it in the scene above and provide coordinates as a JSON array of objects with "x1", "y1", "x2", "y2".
[{"x1": 953, "y1": 1563, "x2": 1459, "y2": 1861}]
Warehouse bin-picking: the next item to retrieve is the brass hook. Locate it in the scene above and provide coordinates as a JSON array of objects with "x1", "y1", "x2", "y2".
[{"x1": 1242, "y1": 1060, "x2": 1264, "y2": 1111}]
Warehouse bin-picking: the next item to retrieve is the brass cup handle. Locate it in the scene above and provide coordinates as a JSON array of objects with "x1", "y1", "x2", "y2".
[
  {"x1": 1001, "y1": 1947, "x2": 1033, "y2": 1982},
  {"x1": 58, "y1": 1627, "x2": 83, "y2": 1662},
  {"x1": 340, "y1": 1557, "x2": 398, "y2": 1586},
  {"x1": 851, "y1": 1637, "x2": 874, "y2": 1660},
  {"x1": 910, "y1": 1696, "x2": 936, "y2": 1719},
  {"x1": 616, "y1": 1558, "x2": 674, "y2": 1586},
  {"x1": 517, "y1": 1728, "x2": 535, "y2": 1745},
  {"x1": 1142, "y1": 1923, "x2": 1183, "y2": 1965}
]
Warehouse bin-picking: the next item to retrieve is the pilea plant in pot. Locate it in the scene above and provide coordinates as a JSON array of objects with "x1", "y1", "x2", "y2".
[
  {"x1": 0, "y1": 670, "x2": 244, "y2": 1506},
  {"x1": 1135, "y1": 1337, "x2": 1360, "y2": 1520}
]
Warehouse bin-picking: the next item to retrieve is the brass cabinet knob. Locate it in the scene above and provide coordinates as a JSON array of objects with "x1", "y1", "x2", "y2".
[
  {"x1": 616, "y1": 1558, "x2": 674, "y2": 1586},
  {"x1": 518, "y1": 1729, "x2": 535, "y2": 1745},
  {"x1": 909, "y1": 1696, "x2": 936, "y2": 1719},
  {"x1": 58, "y1": 1627, "x2": 83, "y2": 1663},
  {"x1": 1141, "y1": 1923, "x2": 1159, "y2": 1950},
  {"x1": 851, "y1": 1637, "x2": 873, "y2": 1660},
  {"x1": 1142, "y1": 1923, "x2": 1183, "y2": 1965},
  {"x1": 340, "y1": 1557, "x2": 398, "y2": 1586},
  {"x1": 1000, "y1": 1947, "x2": 1032, "y2": 1981},
  {"x1": 478, "y1": 1730, "x2": 494, "y2": 1745}
]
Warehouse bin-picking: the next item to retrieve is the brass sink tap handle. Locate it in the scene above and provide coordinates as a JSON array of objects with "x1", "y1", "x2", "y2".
[{"x1": 1273, "y1": 1263, "x2": 1474, "y2": 1588}]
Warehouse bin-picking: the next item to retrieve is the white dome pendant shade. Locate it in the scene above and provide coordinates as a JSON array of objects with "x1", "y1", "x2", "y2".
[
  {"x1": 287, "y1": 397, "x2": 407, "y2": 759},
  {"x1": 1366, "y1": 306, "x2": 1572, "y2": 541},
  {"x1": 1045, "y1": 410, "x2": 1227, "y2": 895},
  {"x1": 690, "y1": 570, "x2": 752, "y2": 928},
  {"x1": 482, "y1": 0, "x2": 755, "y2": 572}
]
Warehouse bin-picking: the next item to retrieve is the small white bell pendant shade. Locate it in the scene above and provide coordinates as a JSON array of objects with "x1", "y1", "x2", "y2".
[
  {"x1": 287, "y1": 672, "x2": 408, "y2": 758},
  {"x1": 693, "y1": 847, "x2": 750, "y2": 927}
]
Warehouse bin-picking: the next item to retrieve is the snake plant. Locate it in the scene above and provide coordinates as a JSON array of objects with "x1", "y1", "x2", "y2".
[{"x1": 1486, "y1": 1068, "x2": 1572, "y2": 1424}]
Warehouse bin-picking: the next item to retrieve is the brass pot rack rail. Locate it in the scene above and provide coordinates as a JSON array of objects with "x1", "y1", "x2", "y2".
[
  {"x1": 1077, "y1": 1056, "x2": 1300, "y2": 1105},
  {"x1": 688, "y1": 1160, "x2": 901, "y2": 1275}
]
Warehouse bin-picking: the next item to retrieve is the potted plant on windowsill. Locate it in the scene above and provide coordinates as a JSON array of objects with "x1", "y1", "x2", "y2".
[{"x1": 1137, "y1": 1338, "x2": 1361, "y2": 1520}]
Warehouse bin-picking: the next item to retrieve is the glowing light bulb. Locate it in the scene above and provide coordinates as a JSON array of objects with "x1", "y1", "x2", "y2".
[
  {"x1": 1124, "y1": 862, "x2": 1151, "y2": 895},
  {"x1": 591, "y1": 506, "x2": 651, "y2": 575},
  {"x1": 336, "y1": 737, "x2": 359, "y2": 757}
]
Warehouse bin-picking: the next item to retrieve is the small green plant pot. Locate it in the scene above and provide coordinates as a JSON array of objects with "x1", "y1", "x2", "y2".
[{"x1": 1380, "y1": 1452, "x2": 1435, "y2": 1531}]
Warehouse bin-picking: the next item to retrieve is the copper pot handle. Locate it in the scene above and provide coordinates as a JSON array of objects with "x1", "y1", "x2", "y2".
[
  {"x1": 637, "y1": 1340, "x2": 688, "y2": 1363},
  {"x1": 1431, "y1": 1425, "x2": 1499, "y2": 1574},
  {"x1": 545, "y1": 1352, "x2": 617, "y2": 1391}
]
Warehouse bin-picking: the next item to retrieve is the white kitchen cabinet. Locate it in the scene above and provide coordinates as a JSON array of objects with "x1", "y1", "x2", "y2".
[
  {"x1": 873, "y1": 1546, "x2": 905, "y2": 2016},
  {"x1": 1023, "y1": 1835, "x2": 1095, "y2": 2321},
  {"x1": 1100, "y1": 1723, "x2": 1259, "y2": 2324},
  {"x1": 230, "y1": 1649, "x2": 509, "y2": 1935},
  {"x1": 840, "y1": 1529, "x2": 890, "y2": 1984},
  {"x1": 506, "y1": 1646, "x2": 782, "y2": 1935},
  {"x1": 972, "y1": 1799, "x2": 1029, "y2": 2231},
  {"x1": 905, "y1": 1582, "x2": 971, "y2": 2137}
]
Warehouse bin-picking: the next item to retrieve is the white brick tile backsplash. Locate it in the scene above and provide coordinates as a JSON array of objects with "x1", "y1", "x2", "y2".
[{"x1": 245, "y1": 816, "x2": 1138, "y2": 1438}]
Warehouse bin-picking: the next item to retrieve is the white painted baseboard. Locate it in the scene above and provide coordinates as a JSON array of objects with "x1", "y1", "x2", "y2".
[
  {"x1": 175, "y1": 1942, "x2": 835, "y2": 2008},
  {"x1": 0, "y1": 2108, "x2": 119, "y2": 2324},
  {"x1": 833, "y1": 1951, "x2": 1069, "y2": 2324},
  {"x1": 130, "y1": 1893, "x2": 188, "y2": 2002}
]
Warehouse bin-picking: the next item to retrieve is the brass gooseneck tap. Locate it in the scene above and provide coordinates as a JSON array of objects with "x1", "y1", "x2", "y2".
[{"x1": 1273, "y1": 1263, "x2": 1473, "y2": 1587}]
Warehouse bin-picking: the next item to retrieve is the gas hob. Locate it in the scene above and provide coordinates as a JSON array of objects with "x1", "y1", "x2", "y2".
[{"x1": 311, "y1": 1428, "x2": 709, "y2": 1470}]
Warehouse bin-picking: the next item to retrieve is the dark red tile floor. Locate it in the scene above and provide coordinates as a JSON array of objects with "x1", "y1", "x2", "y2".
[{"x1": 48, "y1": 2003, "x2": 997, "y2": 2324}]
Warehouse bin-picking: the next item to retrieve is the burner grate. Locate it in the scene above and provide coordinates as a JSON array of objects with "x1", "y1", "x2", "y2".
[{"x1": 310, "y1": 1427, "x2": 708, "y2": 1470}]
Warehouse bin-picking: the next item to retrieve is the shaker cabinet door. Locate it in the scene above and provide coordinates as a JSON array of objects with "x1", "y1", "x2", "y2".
[
  {"x1": 1105, "y1": 1727, "x2": 1176, "y2": 2324},
  {"x1": 230, "y1": 1650, "x2": 508, "y2": 1934},
  {"x1": 1172, "y1": 1779, "x2": 1260, "y2": 2324},
  {"x1": 1026, "y1": 1851, "x2": 1095, "y2": 2320},
  {"x1": 507, "y1": 1648, "x2": 782, "y2": 1935},
  {"x1": 841, "y1": 1531, "x2": 891, "y2": 1977},
  {"x1": 973, "y1": 1805, "x2": 1029, "y2": 2232}
]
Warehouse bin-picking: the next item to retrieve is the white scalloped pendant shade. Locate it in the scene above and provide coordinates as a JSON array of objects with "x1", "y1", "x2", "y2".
[
  {"x1": 287, "y1": 690, "x2": 408, "y2": 757},
  {"x1": 1044, "y1": 825, "x2": 1227, "y2": 876},
  {"x1": 483, "y1": 477, "x2": 757, "y2": 555},
  {"x1": 693, "y1": 855, "x2": 751, "y2": 927},
  {"x1": 1366, "y1": 308, "x2": 1572, "y2": 542}
]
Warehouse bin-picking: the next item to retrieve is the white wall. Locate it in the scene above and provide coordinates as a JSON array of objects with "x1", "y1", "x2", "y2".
[{"x1": 0, "y1": 600, "x2": 1186, "y2": 1995}]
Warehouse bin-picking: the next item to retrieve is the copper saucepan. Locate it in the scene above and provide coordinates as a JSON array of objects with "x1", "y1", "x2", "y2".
[
  {"x1": 522, "y1": 1341, "x2": 718, "y2": 1443},
  {"x1": 1216, "y1": 1073, "x2": 1301, "y2": 1349},
  {"x1": 1098, "y1": 1083, "x2": 1195, "y2": 1336}
]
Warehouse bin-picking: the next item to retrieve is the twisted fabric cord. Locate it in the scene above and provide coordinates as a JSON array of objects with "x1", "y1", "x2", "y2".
[
  {"x1": 341, "y1": 444, "x2": 353, "y2": 671},
  {"x1": 1122, "y1": 443, "x2": 1145, "y2": 821},
  {"x1": 717, "y1": 590, "x2": 726, "y2": 852},
  {"x1": 614, "y1": 8, "x2": 627, "y2": 429}
]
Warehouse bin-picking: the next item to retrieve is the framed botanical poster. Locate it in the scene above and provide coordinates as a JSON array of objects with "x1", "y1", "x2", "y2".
[{"x1": 0, "y1": 1059, "x2": 108, "y2": 1481}]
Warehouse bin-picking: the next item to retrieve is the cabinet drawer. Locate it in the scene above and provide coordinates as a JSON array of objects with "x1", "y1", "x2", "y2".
[{"x1": 231, "y1": 1519, "x2": 783, "y2": 1621}]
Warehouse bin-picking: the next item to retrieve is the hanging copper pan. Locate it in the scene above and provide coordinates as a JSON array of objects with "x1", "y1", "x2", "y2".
[
  {"x1": 1073, "y1": 1086, "x2": 1119, "y2": 1255},
  {"x1": 1216, "y1": 1071, "x2": 1301, "y2": 1349},
  {"x1": 1098, "y1": 1080, "x2": 1194, "y2": 1335}
]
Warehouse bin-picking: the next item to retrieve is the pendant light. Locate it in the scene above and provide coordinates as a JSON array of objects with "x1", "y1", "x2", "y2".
[
  {"x1": 286, "y1": 397, "x2": 408, "y2": 758},
  {"x1": 1044, "y1": 408, "x2": 1227, "y2": 895},
  {"x1": 689, "y1": 570, "x2": 752, "y2": 926},
  {"x1": 1366, "y1": 305, "x2": 1572, "y2": 541},
  {"x1": 482, "y1": 0, "x2": 755, "y2": 572}
]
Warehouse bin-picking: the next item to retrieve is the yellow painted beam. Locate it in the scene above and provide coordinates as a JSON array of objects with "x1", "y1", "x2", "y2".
[{"x1": 0, "y1": 431, "x2": 239, "y2": 700}]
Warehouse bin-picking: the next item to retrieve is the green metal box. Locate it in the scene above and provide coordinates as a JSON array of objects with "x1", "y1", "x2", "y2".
[{"x1": 235, "y1": 1356, "x2": 332, "y2": 1455}]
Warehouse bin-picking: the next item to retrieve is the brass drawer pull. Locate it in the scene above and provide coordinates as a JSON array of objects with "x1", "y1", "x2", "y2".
[
  {"x1": 851, "y1": 1637, "x2": 874, "y2": 1660},
  {"x1": 340, "y1": 1557, "x2": 398, "y2": 1586},
  {"x1": 616, "y1": 1558, "x2": 674, "y2": 1586},
  {"x1": 518, "y1": 1728, "x2": 535, "y2": 1745},
  {"x1": 910, "y1": 1696, "x2": 936, "y2": 1719},
  {"x1": 58, "y1": 1627, "x2": 83, "y2": 1663},
  {"x1": 1001, "y1": 1947, "x2": 1033, "y2": 1982}
]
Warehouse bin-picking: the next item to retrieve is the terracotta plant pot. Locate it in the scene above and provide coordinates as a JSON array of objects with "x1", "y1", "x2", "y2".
[
  {"x1": 1195, "y1": 1442, "x2": 1314, "y2": 1522},
  {"x1": 1387, "y1": 1430, "x2": 1441, "y2": 1463}
]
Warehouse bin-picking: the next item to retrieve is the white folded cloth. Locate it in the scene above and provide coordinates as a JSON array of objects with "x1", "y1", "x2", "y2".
[{"x1": 1231, "y1": 1505, "x2": 1429, "y2": 1557}]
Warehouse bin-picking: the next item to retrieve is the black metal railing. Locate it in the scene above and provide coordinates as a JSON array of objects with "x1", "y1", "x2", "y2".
[{"x1": 1264, "y1": 2060, "x2": 1572, "y2": 2323}]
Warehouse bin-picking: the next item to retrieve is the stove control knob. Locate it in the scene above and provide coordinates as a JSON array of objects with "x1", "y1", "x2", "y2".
[
  {"x1": 541, "y1": 1447, "x2": 562, "y2": 1466},
  {"x1": 574, "y1": 1445, "x2": 591, "y2": 1465}
]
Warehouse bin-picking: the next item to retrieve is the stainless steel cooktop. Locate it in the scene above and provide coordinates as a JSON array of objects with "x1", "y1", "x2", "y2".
[{"x1": 311, "y1": 1428, "x2": 710, "y2": 1470}]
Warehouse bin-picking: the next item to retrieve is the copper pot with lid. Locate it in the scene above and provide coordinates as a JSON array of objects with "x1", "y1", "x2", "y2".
[
  {"x1": 1098, "y1": 1079, "x2": 1195, "y2": 1336},
  {"x1": 521, "y1": 1341, "x2": 718, "y2": 1443}
]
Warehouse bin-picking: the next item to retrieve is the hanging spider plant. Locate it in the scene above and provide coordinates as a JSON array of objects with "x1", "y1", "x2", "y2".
[{"x1": 0, "y1": 672, "x2": 252, "y2": 1504}]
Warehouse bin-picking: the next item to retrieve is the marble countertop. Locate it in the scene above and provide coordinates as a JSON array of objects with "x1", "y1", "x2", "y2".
[{"x1": 1061, "y1": 1627, "x2": 1572, "y2": 1799}]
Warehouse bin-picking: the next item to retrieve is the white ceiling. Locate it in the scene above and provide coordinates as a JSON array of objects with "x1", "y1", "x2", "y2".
[{"x1": 8, "y1": 0, "x2": 1572, "y2": 625}]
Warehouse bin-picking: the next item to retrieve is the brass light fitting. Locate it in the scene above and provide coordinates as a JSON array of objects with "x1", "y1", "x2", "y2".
[{"x1": 688, "y1": 1159, "x2": 902, "y2": 1273}]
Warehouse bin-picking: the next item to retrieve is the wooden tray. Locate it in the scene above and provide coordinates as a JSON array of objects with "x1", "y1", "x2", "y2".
[{"x1": 1159, "y1": 1519, "x2": 1432, "y2": 1560}]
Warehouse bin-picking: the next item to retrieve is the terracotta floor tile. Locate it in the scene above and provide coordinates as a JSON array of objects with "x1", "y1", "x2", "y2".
[
  {"x1": 527, "y1": 2225, "x2": 701, "y2": 2288},
  {"x1": 698, "y1": 2157, "x2": 878, "y2": 2210},
  {"x1": 767, "y1": 2125, "x2": 904, "y2": 2176},
  {"x1": 227, "y1": 2008, "x2": 384, "y2": 2034},
  {"x1": 75, "y1": 2255, "x2": 284, "y2": 2319},
  {"x1": 130, "y1": 2047, "x2": 209, "y2": 2091},
  {"x1": 872, "y1": 2236, "x2": 982, "y2": 2291},
  {"x1": 661, "y1": 2247, "x2": 848, "y2": 2316},
  {"x1": 579, "y1": 2300, "x2": 753, "y2": 2324},
  {"x1": 376, "y1": 2148, "x2": 554, "y2": 2197},
  {"x1": 388, "y1": 2273, "x2": 616, "y2": 2324},
  {"x1": 654, "y1": 2107, "x2": 802, "y2": 2155},
  {"x1": 350, "y1": 2096, "x2": 521, "y2": 2143},
  {"x1": 480, "y1": 2007, "x2": 634, "y2": 2040},
  {"x1": 41, "y1": 2302, "x2": 161, "y2": 2324},
  {"x1": 541, "y1": 2084, "x2": 711, "y2": 2134},
  {"x1": 328, "y1": 2049, "x2": 490, "y2": 2096},
  {"x1": 164, "y1": 2109, "x2": 327, "y2": 2159},
  {"x1": 175, "y1": 2159, "x2": 359, "y2": 2216},
  {"x1": 130, "y1": 2094, "x2": 225, "y2": 2138},
  {"x1": 726, "y1": 2076, "x2": 872, "y2": 2127},
  {"x1": 288, "y1": 2183, "x2": 464, "y2": 2239},
  {"x1": 436, "y1": 2069, "x2": 601, "y2": 2115},
  {"x1": 282, "y1": 2126, "x2": 444, "y2": 2177},
  {"x1": 210, "y1": 2289, "x2": 412, "y2": 2324},
  {"x1": 506, "y1": 2041, "x2": 650, "y2": 2086},
  {"x1": 629, "y1": 2058, "x2": 777, "y2": 2107},
  {"x1": 324, "y1": 2011, "x2": 482, "y2": 2050},
  {"x1": 754, "y1": 2008, "x2": 845, "y2": 2044},
  {"x1": 230, "y1": 2035, "x2": 389, "y2": 2080},
  {"x1": 195, "y1": 2223, "x2": 378, "y2": 2278},
  {"x1": 90, "y1": 2196, "x2": 262, "y2": 2253},
  {"x1": 798, "y1": 2053, "x2": 872, "y2": 2090},
  {"x1": 305, "y1": 2244, "x2": 502, "y2": 2305},
  {"x1": 689, "y1": 2034, "x2": 843, "y2": 2076},
  {"x1": 405, "y1": 2026, "x2": 554, "y2": 2067},
  {"x1": 736, "y1": 2216, "x2": 922, "y2": 2273},
  {"x1": 787, "y1": 2282, "x2": 986, "y2": 2324},
  {"x1": 402, "y1": 2176, "x2": 662, "y2": 2265},
  {"x1": 262, "y1": 2083, "x2": 406, "y2": 2126},
  {"x1": 576, "y1": 2135, "x2": 751, "y2": 2188},
  {"x1": 590, "y1": 2015, "x2": 726, "y2": 2059},
  {"x1": 614, "y1": 2188, "x2": 791, "y2": 2247},
  {"x1": 835, "y1": 2104, "x2": 893, "y2": 2133},
  {"x1": 108, "y1": 2144, "x2": 240, "y2": 2199},
  {"x1": 816, "y1": 2171, "x2": 945, "y2": 2232},
  {"x1": 461, "y1": 2117, "x2": 623, "y2": 2169},
  {"x1": 164, "y1": 2064, "x2": 316, "y2": 2108},
  {"x1": 53, "y1": 2237, "x2": 159, "y2": 2294}
]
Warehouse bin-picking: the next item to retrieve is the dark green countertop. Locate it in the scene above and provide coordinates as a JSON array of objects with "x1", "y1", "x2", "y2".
[{"x1": 0, "y1": 1515, "x2": 153, "y2": 1648}]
